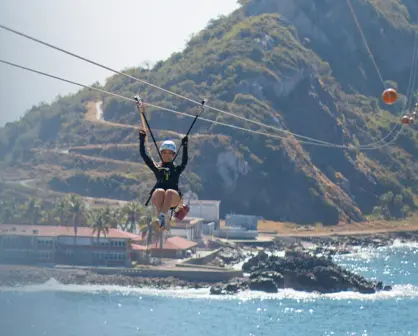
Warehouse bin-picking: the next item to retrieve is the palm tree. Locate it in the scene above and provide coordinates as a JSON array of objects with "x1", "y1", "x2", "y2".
[
  {"x1": 136, "y1": 206, "x2": 158, "y2": 264},
  {"x1": 89, "y1": 209, "x2": 110, "y2": 242},
  {"x1": 138, "y1": 212, "x2": 154, "y2": 249},
  {"x1": 107, "y1": 207, "x2": 121, "y2": 229},
  {"x1": 40, "y1": 209, "x2": 54, "y2": 226},
  {"x1": 67, "y1": 194, "x2": 85, "y2": 241},
  {"x1": 140, "y1": 205, "x2": 166, "y2": 250},
  {"x1": 0, "y1": 199, "x2": 17, "y2": 224},
  {"x1": 121, "y1": 202, "x2": 142, "y2": 233},
  {"x1": 54, "y1": 198, "x2": 70, "y2": 226},
  {"x1": 21, "y1": 196, "x2": 42, "y2": 225}
]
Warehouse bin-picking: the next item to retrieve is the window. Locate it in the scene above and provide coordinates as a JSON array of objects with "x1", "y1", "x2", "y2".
[{"x1": 65, "y1": 251, "x2": 73, "y2": 257}]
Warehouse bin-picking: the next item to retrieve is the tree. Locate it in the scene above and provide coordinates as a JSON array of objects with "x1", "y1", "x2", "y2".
[
  {"x1": 67, "y1": 194, "x2": 85, "y2": 240},
  {"x1": 89, "y1": 209, "x2": 110, "y2": 242},
  {"x1": 137, "y1": 205, "x2": 165, "y2": 256},
  {"x1": 121, "y1": 202, "x2": 143, "y2": 233},
  {"x1": 21, "y1": 196, "x2": 43, "y2": 225},
  {"x1": 105, "y1": 206, "x2": 120, "y2": 229},
  {"x1": 54, "y1": 198, "x2": 70, "y2": 226},
  {"x1": 0, "y1": 199, "x2": 17, "y2": 224}
]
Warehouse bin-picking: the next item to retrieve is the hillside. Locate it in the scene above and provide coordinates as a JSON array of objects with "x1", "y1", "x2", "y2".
[{"x1": 1, "y1": 0, "x2": 418, "y2": 225}]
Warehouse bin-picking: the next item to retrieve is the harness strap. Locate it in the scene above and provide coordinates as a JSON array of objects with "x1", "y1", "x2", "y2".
[
  {"x1": 173, "y1": 98, "x2": 206, "y2": 162},
  {"x1": 145, "y1": 193, "x2": 152, "y2": 207}
]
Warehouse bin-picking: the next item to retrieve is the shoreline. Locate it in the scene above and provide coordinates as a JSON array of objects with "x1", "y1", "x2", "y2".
[
  {"x1": 0, "y1": 230, "x2": 418, "y2": 294},
  {"x1": 0, "y1": 265, "x2": 218, "y2": 290},
  {"x1": 1, "y1": 233, "x2": 415, "y2": 293}
]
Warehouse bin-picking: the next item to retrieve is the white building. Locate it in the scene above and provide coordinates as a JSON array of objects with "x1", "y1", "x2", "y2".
[
  {"x1": 169, "y1": 217, "x2": 204, "y2": 241},
  {"x1": 188, "y1": 200, "x2": 221, "y2": 224}
]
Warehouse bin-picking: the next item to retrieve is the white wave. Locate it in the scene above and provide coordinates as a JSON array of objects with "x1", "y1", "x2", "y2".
[
  {"x1": 1, "y1": 278, "x2": 417, "y2": 302},
  {"x1": 333, "y1": 238, "x2": 418, "y2": 262},
  {"x1": 389, "y1": 239, "x2": 418, "y2": 249}
]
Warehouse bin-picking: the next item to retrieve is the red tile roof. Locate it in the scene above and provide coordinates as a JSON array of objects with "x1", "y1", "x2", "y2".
[
  {"x1": 0, "y1": 226, "x2": 197, "y2": 251},
  {"x1": 0, "y1": 224, "x2": 143, "y2": 241}
]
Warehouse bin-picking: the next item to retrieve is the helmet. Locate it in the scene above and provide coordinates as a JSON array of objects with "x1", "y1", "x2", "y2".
[{"x1": 159, "y1": 140, "x2": 177, "y2": 154}]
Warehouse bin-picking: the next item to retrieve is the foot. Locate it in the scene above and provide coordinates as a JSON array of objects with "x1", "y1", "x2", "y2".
[
  {"x1": 152, "y1": 218, "x2": 160, "y2": 229},
  {"x1": 158, "y1": 213, "x2": 166, "y2": 229}
]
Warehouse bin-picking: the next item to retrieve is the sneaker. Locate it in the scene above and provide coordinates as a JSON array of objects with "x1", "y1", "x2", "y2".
[{"x1": 158, "y1": 213, "x2": 166, "y2": 228}]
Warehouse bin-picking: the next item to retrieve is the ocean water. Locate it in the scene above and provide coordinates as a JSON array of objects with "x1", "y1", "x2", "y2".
[{"x1": 1, "y1": 240, "x2": 418, "y2": 336}]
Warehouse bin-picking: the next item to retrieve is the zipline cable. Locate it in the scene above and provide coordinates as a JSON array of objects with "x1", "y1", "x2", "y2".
[
  {"x1": 0, "y1": 58, "x2": 408, "y2": 150},
  {"x1": 1, "y1": 22, "x2": 406, "y2": 149}
]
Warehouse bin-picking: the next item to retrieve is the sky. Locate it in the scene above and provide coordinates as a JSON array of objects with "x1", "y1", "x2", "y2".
[{"x1": 0, "y1": 0, "x2": 240, "y2": 126}]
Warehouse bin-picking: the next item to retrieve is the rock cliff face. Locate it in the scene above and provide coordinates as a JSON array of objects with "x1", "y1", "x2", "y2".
[
  {"x1": 216, "y1": 151, "x2": 250, "y2": 191},
  {"x1": 1, "y1": 0, "x2": 418, "y2": 224}
]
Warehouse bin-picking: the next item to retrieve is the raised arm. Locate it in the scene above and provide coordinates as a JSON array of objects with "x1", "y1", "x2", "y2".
[
  {"x1": 178, "y1": 136, "x2": 188, "y2": 173},
  {"x1": 139, "y1": 130, "x2": 158, "y2": 174}
]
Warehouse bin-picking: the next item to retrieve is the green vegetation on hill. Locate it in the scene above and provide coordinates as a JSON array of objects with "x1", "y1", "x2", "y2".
[{"x1": 1, "y1": 0, "x2": 418, "y2": 225}]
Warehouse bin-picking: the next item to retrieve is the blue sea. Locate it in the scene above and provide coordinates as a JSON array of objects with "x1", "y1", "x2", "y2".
[{"x1": 1, "y1": 240, "x2": 418, "y2": 336}]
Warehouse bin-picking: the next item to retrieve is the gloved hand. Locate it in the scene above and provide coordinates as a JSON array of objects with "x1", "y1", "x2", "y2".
[
  {"x1": 181, "y1": 136, "x2": 188, "y2": 146},
  {"x1": 139, "y1": 129, "x2": 146, "y2": 141}
]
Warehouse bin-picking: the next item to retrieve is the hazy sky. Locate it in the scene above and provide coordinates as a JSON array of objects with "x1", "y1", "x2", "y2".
[{"x1": 0, "y1": 0, "x2": 239, "y2": 126}]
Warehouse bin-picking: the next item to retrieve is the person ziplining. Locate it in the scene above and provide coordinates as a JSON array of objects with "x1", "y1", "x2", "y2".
[
  {"x1": 139, "y1": 131, "x2": 188, "y2": 229},
  {"x1": 135, "y1": 96, "x2": 206, "y2": 230}
]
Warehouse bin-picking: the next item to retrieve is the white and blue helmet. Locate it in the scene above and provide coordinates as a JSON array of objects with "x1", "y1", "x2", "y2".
[{"x1": 159, "y1": 140, "x2": 177, "y2": 154}]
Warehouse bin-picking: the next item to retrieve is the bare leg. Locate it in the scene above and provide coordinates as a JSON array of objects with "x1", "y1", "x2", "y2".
[
  {"x1": 161, "y1": 189, "x2": 180, "y2": 214},
  {"x1": 151, "y1": 189, "x2": 165, "y2": 213},
  {"x1": 151, "y1": 189, "x2": 172, "y2": 229}
]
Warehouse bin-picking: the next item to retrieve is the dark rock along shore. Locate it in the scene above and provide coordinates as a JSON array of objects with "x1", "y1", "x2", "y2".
[{"x1": 209, "y1": 250, "x2": 392, "y2": 295}]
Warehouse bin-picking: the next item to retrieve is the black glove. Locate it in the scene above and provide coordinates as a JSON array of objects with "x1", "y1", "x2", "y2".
[
  {"x1": 139, "y1": 130, "x2": 146, "y2": 141},
  {"x1": 181, "y1": 136, "x2": 188, "y2": 146}
]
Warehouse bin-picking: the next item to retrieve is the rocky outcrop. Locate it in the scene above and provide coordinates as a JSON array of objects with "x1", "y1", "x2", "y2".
[
  {"x1": 210, "y1": 250, "x2": 392, "y2": 295},
  {"x1": 217, "y1": 247, "x2": 247, "y2": 264}
]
